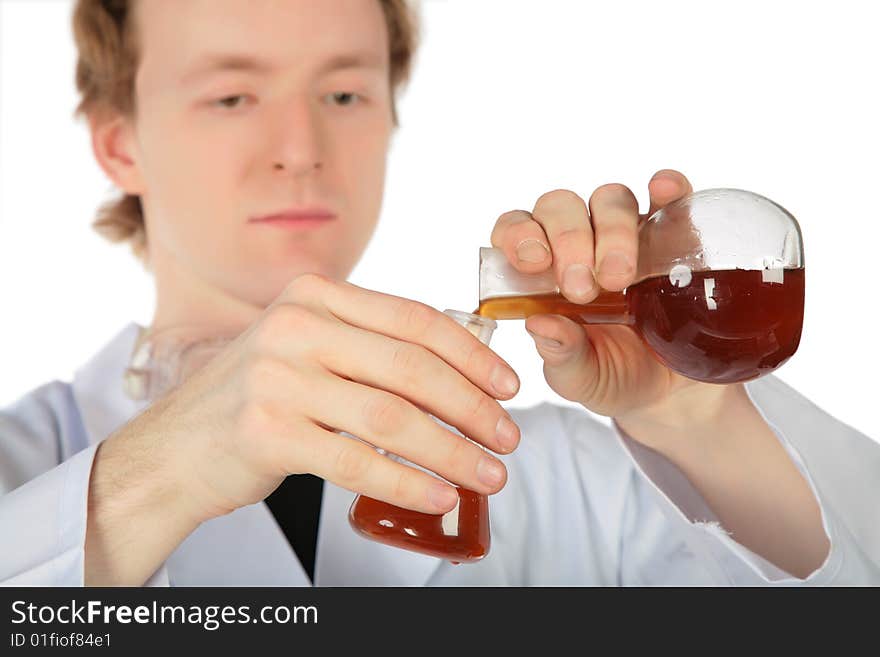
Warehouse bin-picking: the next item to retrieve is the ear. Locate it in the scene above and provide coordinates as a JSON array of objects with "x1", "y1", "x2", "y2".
[{"x1": 87, "y1": 111, "x2": 146, "y2": 195}]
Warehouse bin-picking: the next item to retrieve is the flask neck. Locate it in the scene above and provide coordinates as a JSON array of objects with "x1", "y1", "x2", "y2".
[
  {"x1": 474, "y1": 288, "x2": 634, "y2": 326},
  {"x1": 477, "y1": 247, "x2": 633, "y2": 326}
]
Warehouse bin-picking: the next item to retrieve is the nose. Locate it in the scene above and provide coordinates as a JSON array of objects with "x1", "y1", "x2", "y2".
[{"x1": 269, "y1": 97, "x2": 324, "y2": 176}]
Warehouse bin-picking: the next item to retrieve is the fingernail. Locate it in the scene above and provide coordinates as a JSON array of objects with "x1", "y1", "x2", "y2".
[
  {"x1": 427, "y1": 481, "x2": 459, "y2": 511},
  {"x1": 516, "y1": 239, "x2": 550, "y2": 264},
  {"x1": 477, "y1": 455, "x2": 505, "y2": 487},
  {"x1": 600, "y1": 251, "x2": 634, "y2": 277},
  {"x1": 491, "y1": 364, "x2": 519, "y2": 397},
  {"x1": 563, "y1": 263, "x2": 595, "y2": 299},
  {"x1": 495, "y1": 415, "x2": 520, "y2": 452},
  {"x1": 527, "y1": 330, "x2": 562, "y2": 349}
]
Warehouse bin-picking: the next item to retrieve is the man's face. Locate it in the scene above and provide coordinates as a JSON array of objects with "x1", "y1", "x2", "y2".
[{"x1": 126, "y1": 0, "x2": 394, "y2": 307}]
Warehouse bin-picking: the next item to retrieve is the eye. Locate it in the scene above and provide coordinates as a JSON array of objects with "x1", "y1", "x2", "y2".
[
  {"x1": 327, "y1": 92, "x2": 362, "y2": 107},
  {"x1": 211, "y1": 94, "x2": 250, "y2": 110}
]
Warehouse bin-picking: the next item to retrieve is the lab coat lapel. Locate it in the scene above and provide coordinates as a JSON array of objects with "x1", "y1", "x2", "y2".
[{"x1": 166, "y1": 497, "x2": 311, "y2": 586}]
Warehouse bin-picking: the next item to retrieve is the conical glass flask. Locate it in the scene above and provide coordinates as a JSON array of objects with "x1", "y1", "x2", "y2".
[
  {"x1": 348, "y1": 309, "x2": 498, "y2": 563},
  {"x1": 475, "y1": 188, "x2": 805, "y2": 384}
]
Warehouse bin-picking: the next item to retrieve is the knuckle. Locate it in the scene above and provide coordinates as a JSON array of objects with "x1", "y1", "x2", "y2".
[
  {"x1": 398, "y1": 300, "x2": 437, "y2": 339},
  {"x1": 362, "y1": 392, "x2": 411, "y2": 437},
  {"x1": 496, "y1": 209, "x2": 532, "y2": 226},
  {"x1": 391, "y1": 467, "x2": 413, "y2": 503},
  {"x1": 464, "y1": 389, "x2": 492, "y2": 420},
  {"x1": 287, "y1": 271, "x2": 332, "y2": 295},
  {"x1": 555, "y1": 226, "x2": 594, "y2": 250},
  {"x1": 444, "y1": 434, "x2": 474, "y2": 475},
  {"x1": 390, "y1": 342, "x2": 428, "y2": 383},
  {"x1": 237, "y1": 400, "x2": 277, "y2": 438},
  {"x1": 535, "y1": 188, "x2": 586, "y2": 213},
  {"x1": 333, "y1": 444, "x2": 372, "y2": 486},
  {"x1": 591, "y1": 183, "x2": 637, "y2": 209},
  {"x1": 282, "y1": 271, "x2": 332, "y2": 302},
  {"x1": 461, "y1": 340, "x2": 485, "y2": 378},
  {"x1": 491, "y1": 210, "x2": 534, "y2": 245},
  {"x1": 251, "y1": 306, "x2": 329, "y2": 369},
  {"x1": 598, "y1": 224, "x2": 638, "y2": 245},
  {"x1": 258, "y1": 304, "x2": 314, "y2": 344}
]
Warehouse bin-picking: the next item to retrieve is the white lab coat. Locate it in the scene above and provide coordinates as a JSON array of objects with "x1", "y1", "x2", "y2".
[{"x1": 1, "y1": 323, "x2": 878, "y2": 586}]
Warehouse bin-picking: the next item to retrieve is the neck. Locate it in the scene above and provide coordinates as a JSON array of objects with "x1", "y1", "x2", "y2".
[{"x1": 147, "y1": 249, "x2": 263, "y2": 340}]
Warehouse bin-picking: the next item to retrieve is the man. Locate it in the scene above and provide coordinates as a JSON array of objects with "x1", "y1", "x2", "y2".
[{"x1": 1, "y1": 0, "x2": 877, "y2": 585}]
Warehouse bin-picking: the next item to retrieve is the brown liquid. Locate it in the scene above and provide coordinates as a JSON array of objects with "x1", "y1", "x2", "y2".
[
  {"x1": 476, "y1": 268, "x2": 805, "y2": 385},
  {"x1": 348, "y1": 488, "x2": 489, "y2": 563},
  {"x1": 349, "y1": 268, "x2": 803, "y2": 561}
]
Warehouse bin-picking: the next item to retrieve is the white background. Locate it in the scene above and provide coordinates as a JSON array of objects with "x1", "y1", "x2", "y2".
[{"x1": 1, "y1": 0, "x2": 877, "y2": 443}]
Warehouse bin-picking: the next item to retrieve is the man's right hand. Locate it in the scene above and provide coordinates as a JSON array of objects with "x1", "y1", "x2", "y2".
[{"x1": 85, "y1": 273, "x2": 521, "y2": 584}]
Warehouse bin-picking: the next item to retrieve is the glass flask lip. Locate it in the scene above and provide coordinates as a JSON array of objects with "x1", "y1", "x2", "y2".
[
  {"x1": 443, "y1": 309, "x2": 497, "y2": 345},
  {"x1": 443, "y1": 309, "x2": 497, "y2": 331}
]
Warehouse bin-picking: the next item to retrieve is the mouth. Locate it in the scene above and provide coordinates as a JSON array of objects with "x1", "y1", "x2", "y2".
[{"x1": 248, "y1": 206, "x2": 338, "y2": 229}]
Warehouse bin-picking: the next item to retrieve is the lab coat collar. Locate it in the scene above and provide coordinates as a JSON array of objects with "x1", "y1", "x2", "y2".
[
  {"x1": 71, "y1": 323, "x2": 147, "y2": 446},
  {"x1": 70, "y1": 323, "x2": 443, "y2": 586}
]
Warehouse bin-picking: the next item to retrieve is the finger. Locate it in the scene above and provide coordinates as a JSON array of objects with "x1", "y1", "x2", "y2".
[
  {"x1": 531, "y1": 189, "x2": 598, "y2": 304},
  {"x1": 312, "y1": 317, "x2": 520, "y2": 456},
  {"x1": 277, "y1": 274, "x2": 521, "y2": 403},
  {"x1": 294, "y1": 424, "x2": 464, "y2": 514},
  {"x1": 589, "y1": 184, "x2": 640, "y2": 291},
  {"x1": 490, "y1": 209, "x2": 553, "y2": 273},
  {"x1": 644, "y1": 169, "x2": 694, "y2": 219},
  {"x1": 524, "y1": 313, "x2": 599, "y2": 402},
  {"x1": 292, "y1": 372, "x2": 508, "y2": 497}
]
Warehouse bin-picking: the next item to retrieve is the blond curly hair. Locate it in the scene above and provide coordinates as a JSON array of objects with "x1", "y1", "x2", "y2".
[{"x1": 72, "y1": 0, "x2": 421, "y2": 261}]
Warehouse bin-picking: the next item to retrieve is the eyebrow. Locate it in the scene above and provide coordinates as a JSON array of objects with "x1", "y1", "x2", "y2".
[{"x1": 179, "y1": 51, "x2": 386, "y2": 85}]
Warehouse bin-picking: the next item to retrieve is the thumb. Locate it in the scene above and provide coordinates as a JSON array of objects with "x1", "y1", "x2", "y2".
[{"x1": 524, "y1": 314, "x2": 599, "y2": 403}]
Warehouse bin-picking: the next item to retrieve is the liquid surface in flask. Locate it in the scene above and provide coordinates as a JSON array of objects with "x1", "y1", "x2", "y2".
[
  {"x1": 476, "y1": 268, "x2": 805, "y2": 385},
  {"x1": 348, "y1": 488, "x2": 489, "y2": 563}
]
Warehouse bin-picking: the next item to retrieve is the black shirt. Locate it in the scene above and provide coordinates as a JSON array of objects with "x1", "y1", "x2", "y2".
[{"x1": 264, "y1": 474, "x2": 325, "y2": 582}]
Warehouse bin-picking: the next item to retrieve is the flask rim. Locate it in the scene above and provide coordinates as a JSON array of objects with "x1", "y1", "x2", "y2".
[{"x1": 443, "y1": 309, "x2": 497, "y2": 331}]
